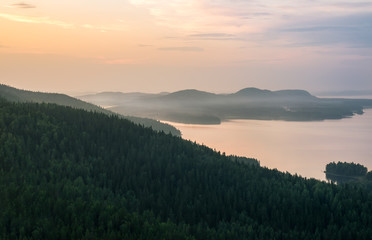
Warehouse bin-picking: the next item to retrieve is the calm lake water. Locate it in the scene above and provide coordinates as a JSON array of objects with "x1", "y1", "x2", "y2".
[{"x1": 164, "y1": 109, "x2": 372, "y2": 180}]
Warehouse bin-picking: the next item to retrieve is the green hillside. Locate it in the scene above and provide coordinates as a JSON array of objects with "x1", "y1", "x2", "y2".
[
  {"x1": 0, "y1": 84, "x2": 181, "y2": 136},
  {"x1": 0, "y1": 98, "x2": 371, "y2": 239}
]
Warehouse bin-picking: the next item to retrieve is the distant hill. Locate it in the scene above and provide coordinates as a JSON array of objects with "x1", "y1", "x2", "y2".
[
  {"x1": 234, "y1": 87, "x2": 272, "y2": 97},
  {"x1": 159, "y1": 89, "x2": 218, "y2": 101},
  {"x1": 0, "y1": 84, "x2": 181, "y2": 136},
  {"x1": 80, "y1": 87, "x2": 372, "y2": 124},
  {"x1": 0, "y1": 84, "x2": 107, "y2": 112},
  {"x1": 275, "y1": 89, "x2": 315, "y2": 98},
  {"x1": 79, "y1": 91, "x2": 158, "y2": 107}
]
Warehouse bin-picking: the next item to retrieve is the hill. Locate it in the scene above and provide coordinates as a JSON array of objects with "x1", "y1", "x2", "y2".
[
  {"x1": 78, "y1": 91, "x2": 158, "y2": 107},
  {"x1": 0, "y1": 84, "x2": 107, "y2": 112},
  {"x1": 233, "y1": 88, "x2": 314, "y2": 99},
  {"x1": 0, "y1": 84, "x2": 180, "y2": 136},
  {"x1": 80, "y1": 87, "x2": 372, "y2": 124},
  {"x1": 159, "y1": 89, "x2": 218, "y2": 102},
  {"x1": 0, "y1": 98, "x2": 371, "y2": 239},
  {"x1": 234, "y1": 87, "x2": 272, "y2": 97}
]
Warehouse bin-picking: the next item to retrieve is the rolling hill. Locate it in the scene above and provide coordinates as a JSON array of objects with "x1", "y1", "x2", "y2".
[
  {"x1": 0, "y1": 84, "x2": 180, "y2": 136},
  {"x1": 80, "y1": 87, "x2": 372, "y2": 124}
]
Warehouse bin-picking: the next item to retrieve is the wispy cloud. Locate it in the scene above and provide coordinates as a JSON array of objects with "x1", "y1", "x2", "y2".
[
  {"x1": 81, "y1": 24, "x2": 127, "y2": 32},
  {"x1": 189, "y1": 33, "x2": 234, "y2": 38},
  {"x1": 330, "y1": 2, "x2": 372, "y2": 9},
  {"x1": 129, "y1": 0, "x2": 372, "y2": 37},
  {"x1": 0, "y1": 13, "x2": 127, "y2": 32},
  {"x1": 158, "y1": 47, "x2": 204, "y2": 52},
  {"x1": 276, "y1": 13, "x2": 372, "y2": 48},
  {"x1": 188, "y1": 33, "x2": 243, "y2": 41},
  {"x1": 282, "y1": 26, "x2": 357, "y2": 33},
  {"x1": 128, "y1": 0, "x2": 267, "y2": 33},
  {"x1": 10, "y1": 2, "x2": 36, "y2": 9},
  {"x1": 0, "y1": 13, "x2": 73, "y2": 29}
]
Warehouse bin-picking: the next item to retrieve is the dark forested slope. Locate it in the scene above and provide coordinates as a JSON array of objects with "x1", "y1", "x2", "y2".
[
  {"x1": 0, "y1": 84, "x2": 180, "y2": 136},
  {"x1": 0, "y1": 99, "x2": 371, "y2": 239}
]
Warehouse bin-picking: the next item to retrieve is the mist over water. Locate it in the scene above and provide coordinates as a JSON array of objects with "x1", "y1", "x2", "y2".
[{"x1": 165, "y1": 109, "x2": 372, "y2": 180}]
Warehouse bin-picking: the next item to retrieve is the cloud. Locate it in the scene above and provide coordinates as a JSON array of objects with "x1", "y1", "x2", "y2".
[
  {"x1": 158, "y1": 47, "x2": 204, "y2": 52},
  {"x1": 129, "y1": 0, "x2": 372, "y2": 35},
  {"x1": 128, "y1": 0, "x2": 270, "y2": 34},
  {"x1": 81, "y1": 24, "x2": 127, "y2": 32},
  {"x1": 331, "y1": 2, "x2": 372, "y2": 9},
  {"x1": 0, "y1": 13, "x2": 126, "y2": 32},
  {"x1": 10, "y1": 2, "x2": 36, "y2": 9},
  {"x1": 0, "y1": 13, "x2": 73, "y2": 29},
  {"x1": 187, "y1": 32, "x2": 245, "y2": 41},
  {"x1": 282, "y1": 26, "x2": 357, "y2": 33},
  {"x1": 275, "y1": 13, "x2": 372, "y2": 48},
  {"x1": 236, "y1": 12, "x2": 272, "y2": 19},
  {"x1": 189, "y1": 33, "x2": 234, "y2": 38}
]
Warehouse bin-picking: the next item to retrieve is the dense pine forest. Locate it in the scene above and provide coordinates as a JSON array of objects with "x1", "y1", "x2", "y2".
[{"x1": 1, "y1": 98, "x2": 371, "y2": 239}]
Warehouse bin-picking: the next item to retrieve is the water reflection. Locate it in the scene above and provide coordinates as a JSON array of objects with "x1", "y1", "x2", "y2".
[{"x1": 164, "y1": 109, "x2": 372, "y2": 180}]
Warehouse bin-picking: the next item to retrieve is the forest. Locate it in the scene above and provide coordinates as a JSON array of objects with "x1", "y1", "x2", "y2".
[
  {"x1": 1, "y1": 98, "x2": 372, "y2": 239},
  {"x1": 325, "y1": 162, "x2": 372, "y2": 188},
  {"x1": 326, "y1": 162, "x2": 368, "y2": 177}
]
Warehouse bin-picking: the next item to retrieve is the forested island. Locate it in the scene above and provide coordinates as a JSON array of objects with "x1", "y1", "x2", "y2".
[
  {"x1": 325, "y1": 162, "x2": 372, "y2": 189},
  {"x1": 1, "y1": 98, "x2": 372, "y2": 239},
  {"x1": 80, "y1": 88, "x2": 372, "y2": 124}
]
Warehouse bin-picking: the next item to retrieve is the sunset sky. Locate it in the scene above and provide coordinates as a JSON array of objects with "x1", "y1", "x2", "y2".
[{"x1": 1, "y1": 0, "x2": 372, "y2": 94}]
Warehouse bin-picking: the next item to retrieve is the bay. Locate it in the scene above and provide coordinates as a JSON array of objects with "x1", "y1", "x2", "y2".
[{"x1": 164, "y1": 109, "x2": 372, "y2": 180}]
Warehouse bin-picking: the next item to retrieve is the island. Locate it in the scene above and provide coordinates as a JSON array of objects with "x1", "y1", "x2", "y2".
[
  {"x1": 79, "y1": 88, "x2": 372, "y2": 125},
  {"x1": 325, "y1": 161, "x2": 372, "y2": 190}
]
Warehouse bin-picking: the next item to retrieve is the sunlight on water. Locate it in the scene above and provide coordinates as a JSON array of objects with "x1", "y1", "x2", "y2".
[{"x1": 164, "y1": 109, "x2": 372, "y2": 180}]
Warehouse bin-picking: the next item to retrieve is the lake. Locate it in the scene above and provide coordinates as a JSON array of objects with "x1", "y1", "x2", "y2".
[{"x1": 164, "y1": 109, "x2": 372, "y2": 180}]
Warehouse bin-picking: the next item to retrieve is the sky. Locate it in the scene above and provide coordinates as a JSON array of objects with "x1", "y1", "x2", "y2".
[{"x1": 1, "y1": 0, "x2": 372, "y2": 95}]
